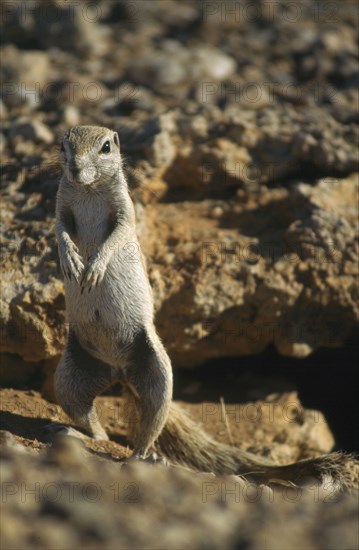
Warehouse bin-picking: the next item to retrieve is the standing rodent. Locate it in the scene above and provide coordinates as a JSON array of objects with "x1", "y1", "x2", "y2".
[
  {"x1": 55, "y1": 125, "x2": 172, "y2": 459},
  {"x1": 53, "y1": 125, "x2": 357, "y2": 489}
]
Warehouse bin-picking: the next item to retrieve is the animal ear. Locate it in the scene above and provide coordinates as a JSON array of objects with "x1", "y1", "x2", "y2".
[{"x1": 113, "y1": 132, "x2": 120, "y2": 150}]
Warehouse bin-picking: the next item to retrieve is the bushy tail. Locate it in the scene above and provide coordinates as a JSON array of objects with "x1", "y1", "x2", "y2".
[{"x1": 156, "y1": 403, "x2": 358, "y2": 491}]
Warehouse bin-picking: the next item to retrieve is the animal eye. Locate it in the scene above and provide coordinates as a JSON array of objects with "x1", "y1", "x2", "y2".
[{"x1": 101, "y1": 140, "x2": 111, "y2": 154}]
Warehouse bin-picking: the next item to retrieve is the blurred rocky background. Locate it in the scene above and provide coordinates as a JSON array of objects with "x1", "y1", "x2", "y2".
[{"x1": 0, "y1": 1, "x2": 358, "y2": 549}]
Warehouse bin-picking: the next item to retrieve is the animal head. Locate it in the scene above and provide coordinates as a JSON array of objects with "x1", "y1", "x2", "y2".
[{"x1": 60, "y1": 126, "x2": 121, "y2": 186}]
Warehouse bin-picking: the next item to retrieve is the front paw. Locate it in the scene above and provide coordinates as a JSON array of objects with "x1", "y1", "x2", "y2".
[
  {"x1": 80, "y1": 254, "x2": 107, "y2": 292},
  {"x1": 59, "y1": 243, "x2": 84, "y2": 283}
]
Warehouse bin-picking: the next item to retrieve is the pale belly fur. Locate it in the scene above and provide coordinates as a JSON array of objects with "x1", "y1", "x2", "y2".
[{"x1": 64, "y1": 197, "x2": 153, "y2": 366}]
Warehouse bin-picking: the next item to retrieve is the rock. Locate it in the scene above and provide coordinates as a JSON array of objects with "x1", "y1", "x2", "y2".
[
  {"x1": 0, "y1": 278, "x2": 66, "y2": 362},
  {"x1": 9, "y1": 119, "x2": 54, "y2": 144},
  {"x1": 0, "y1": 133, "x2": 7, "y2": 154},
  {"x1": 0, "y1": 99, "x2": 8, "y2": 117},
  {"x1": 128, "y1": 41, "x2": 236, "y2": 92},
  {"x1": 192, "y1": 47, "x2": 237, "y2": 80},
  {"x1": 0, "y1": 388, "x2": 358, "y2": 550},
  {"x1": 46, "y1": 435, "x2": 86, "y2": 469},
  {"x1": 0, "y1": 46, "x2": 51, "y2": 108},
  {"x1": 135, "y1": 174, "x2": 358, "y2": 364},
  {"x1": 62, "y1": 105, "x2": 80, "y2": 127},
  {"x1": 0, "y1": 1, "x2": 107, "y2": 55},
  {"x1": 0, "y1": 430, "x2": 24, "y2": 451}
]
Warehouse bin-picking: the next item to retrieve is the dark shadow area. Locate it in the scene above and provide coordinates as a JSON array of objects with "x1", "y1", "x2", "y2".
[
  {"x1": 159, "y1": 164, "x2": 354, "y2": 204},
  {"x1": 174, "y1": 337, "x2": 359, "y2": 453},
  {"x1": 218, "y1": 194, "x2": 307, "y2": 236},
  {"x1": 0, "y1": 410, "x2": 129, "y2": 451},
  {"x1": 0, "y1": 411, "x2": 50, "y2": 442}
]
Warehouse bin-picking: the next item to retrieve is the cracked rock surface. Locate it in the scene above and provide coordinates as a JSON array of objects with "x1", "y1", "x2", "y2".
[{"x1": 1, "y1": 1, "x2": 358, "y2": 369}]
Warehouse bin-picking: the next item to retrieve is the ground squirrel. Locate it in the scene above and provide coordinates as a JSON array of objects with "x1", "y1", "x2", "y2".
[{"x1": 52, "y1": 125, "x2": 357, "y2": 489}]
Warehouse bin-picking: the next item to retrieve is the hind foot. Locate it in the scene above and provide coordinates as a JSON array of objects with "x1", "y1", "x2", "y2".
[{"x1": 130, "y1": 451, "x2": 168, "y2": 466}]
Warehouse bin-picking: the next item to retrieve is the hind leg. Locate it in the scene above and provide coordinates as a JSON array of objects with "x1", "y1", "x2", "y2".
[
  {"x1": 50, "y1": 330, "x2": 114, "y2": 440},
  {"x1": 124, "y1": 327, "x2": 173, "y2": 458}
]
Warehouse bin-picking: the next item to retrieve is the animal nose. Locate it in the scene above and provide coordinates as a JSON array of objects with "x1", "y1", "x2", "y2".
[{"x1": 68, "y1": 161, "x2": 96, "y2": 185}]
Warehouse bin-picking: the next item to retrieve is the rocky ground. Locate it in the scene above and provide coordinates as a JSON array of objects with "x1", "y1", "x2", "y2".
[
  {"x1": 1, "y1": 388, "x2": 359, "y2": 550},
  {"x1": 1, "y1": 1, "x2": 358, "y2": 549}
]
